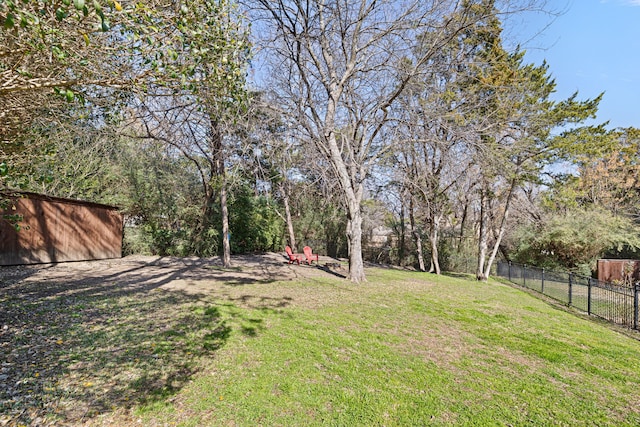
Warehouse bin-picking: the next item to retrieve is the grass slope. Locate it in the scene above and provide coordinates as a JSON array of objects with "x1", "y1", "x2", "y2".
[
  {"x1": 2, "y1": 264, "x2": 640, "y2": 426},
  {"x1": 137, "y1": 269, "x2": 640, "y2": 426}
]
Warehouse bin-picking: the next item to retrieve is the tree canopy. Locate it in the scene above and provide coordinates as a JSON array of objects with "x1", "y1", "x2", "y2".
[{"x1": 2, "y1": 0, "x2": 638, "y2": 281}]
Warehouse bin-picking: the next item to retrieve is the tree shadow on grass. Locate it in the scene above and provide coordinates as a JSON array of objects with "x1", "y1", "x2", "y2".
[
  {"x1": 442, "y1": 271, "x2": 477, "y2": 281},
  {"x1": 0, "y1": 260, "x2": 291, "y2": 426},
  {"x1": 315, "y1": 265, "x2": 347, "y2": 279}
]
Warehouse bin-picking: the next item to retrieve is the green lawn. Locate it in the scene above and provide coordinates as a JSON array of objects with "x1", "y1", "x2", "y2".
[{"x1": 2, "y1": 265, "x2": 640, "y2": 426}]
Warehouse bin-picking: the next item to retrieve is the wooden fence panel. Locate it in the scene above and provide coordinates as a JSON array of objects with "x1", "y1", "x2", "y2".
[
  {"x1": 0, "y1": 193, "x2": 123, "y2": 265},
  {"x1": 597, "y1": 259, "x2": 640, "y2": 285}
]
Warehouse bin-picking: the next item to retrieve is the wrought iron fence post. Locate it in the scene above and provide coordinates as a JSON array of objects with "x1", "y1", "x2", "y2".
[
  {"x1": 508, "y1": 261, "x2": 512, "y2": 282},
  {"x1": 568, "y1": 273, "x2": 573, "y2": 306},
  {"x1": 524, "y1": 265, "x2": 527, "y2": 287},
  {"x1": 587, "y1": 277, "x2": 592, "y2": 315},
  {"x1": 541, "y1": 268, "x2": 545, "y2": 294},
  {"x1": 634, "y1": 283, "x2": 639, "y2": 330}
]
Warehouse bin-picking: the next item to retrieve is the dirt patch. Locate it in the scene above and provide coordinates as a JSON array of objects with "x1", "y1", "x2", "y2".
[
  {"x1": 0, "y1": 252, "x2": 342, "y2": 290},
  {"x1": 0, "y1": 252, "x2": 345, "y2": 426}
]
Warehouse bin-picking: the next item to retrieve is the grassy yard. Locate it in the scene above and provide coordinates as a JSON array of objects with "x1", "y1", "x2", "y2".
[{"x1": 2, "y1": 260, "x2": 640, "y2": 426}]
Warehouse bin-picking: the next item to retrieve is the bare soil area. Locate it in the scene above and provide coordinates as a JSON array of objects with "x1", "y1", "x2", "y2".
[
  {"x1": 0, "y1": 251, "x2": 344, "y2": 292},
  {"x1": 0, "y1": 252, "x2": 345, "y2": 426}
]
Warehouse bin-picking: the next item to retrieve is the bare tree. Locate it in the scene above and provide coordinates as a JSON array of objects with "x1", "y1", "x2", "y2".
[
  {"x1": 249, "y1": 0, "x2": 514, "y2": 282},
  {"x1": 239, "y1": 95, "x2": 303, "y2": 252},
  {"x1": 395, "y1": 61, "x2": 475, "y2": 275}
]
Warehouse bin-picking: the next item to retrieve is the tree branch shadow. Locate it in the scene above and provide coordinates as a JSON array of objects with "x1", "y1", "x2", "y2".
[{"x1": 0, "y1": 258, "x2": 292, "y2": 425}]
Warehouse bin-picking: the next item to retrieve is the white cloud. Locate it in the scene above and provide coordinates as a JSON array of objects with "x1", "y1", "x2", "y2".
[{"x1": 603, "y1": 0, "x2": 640, "y2": 5}]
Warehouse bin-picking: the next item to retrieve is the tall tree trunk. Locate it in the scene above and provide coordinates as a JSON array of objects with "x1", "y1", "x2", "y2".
[
  {"x1": 346, "y1": 208, "x2": 366, "y2": 283},
  {"x1": 428, "y1": 214, "x2": 442, "y2": 275},
  {"x1": 327, "y1": 130, "x2": 366, "y2": 283},
  {"x1": 409, "y1": 195, "x2": 426, "y2": 272},
  {"x1": 476, "y1": 188, "x2": 489, "y2": 281},
  {"x1": 398, "y1": 198, "x2": 406, "y2": 266},
  {"x1": 220, "y1": 176, "x2": 231, "y2": 267},
  {"x1": 483, "y1": 178, "x2": 517, "y2": 280},
  {"x1": 212, "y1": 119, "x2": 231, "y2": 268},
  {"x1": 280, "y1": 183, "x2": 297, "y2": 252},
  {"x1": 458, "y1": 200, "x2": 468, "y2": 251}
]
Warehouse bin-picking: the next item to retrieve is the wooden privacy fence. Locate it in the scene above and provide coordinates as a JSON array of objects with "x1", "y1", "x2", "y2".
[
  {"x1": 597, "y1": 259, "x2": 640, "y2": 285},
  {"x1": 0, "y1": 192, "x2": 123, "y2": 265}
]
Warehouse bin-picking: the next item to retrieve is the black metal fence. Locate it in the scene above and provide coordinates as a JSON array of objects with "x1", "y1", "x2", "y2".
[{"x1": 497, "y1": 262, "x2": 640, "y2": 330}]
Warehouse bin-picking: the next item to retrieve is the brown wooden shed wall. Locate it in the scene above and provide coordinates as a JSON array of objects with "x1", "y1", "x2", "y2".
[
  {"x1": 597, "y1": 259, "x2": 640, "y2": 284},
  {"x1": 0, "y1": 193, "x2": 123, "y2": 265}
]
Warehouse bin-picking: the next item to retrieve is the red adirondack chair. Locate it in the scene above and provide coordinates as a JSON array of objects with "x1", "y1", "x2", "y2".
[
  {"x1": 303, "y1": 246, "x2": 319, "y2": 265},
  {"x1": 285, "y1": 246, "x2": 301, "y2": 264}
]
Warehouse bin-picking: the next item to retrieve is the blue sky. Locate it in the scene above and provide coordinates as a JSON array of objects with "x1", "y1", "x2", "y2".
[{"x1": 505, "y1": 0, "x2": 640, "y2": 129}]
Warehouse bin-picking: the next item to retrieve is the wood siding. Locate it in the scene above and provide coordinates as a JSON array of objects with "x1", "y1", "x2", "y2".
[
  {"x1": 597, "y1": 259, "x2": 640, "y2": 285},
  {"x1": 0, "y1": 193, "x2": 122, "y2": 265}
]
